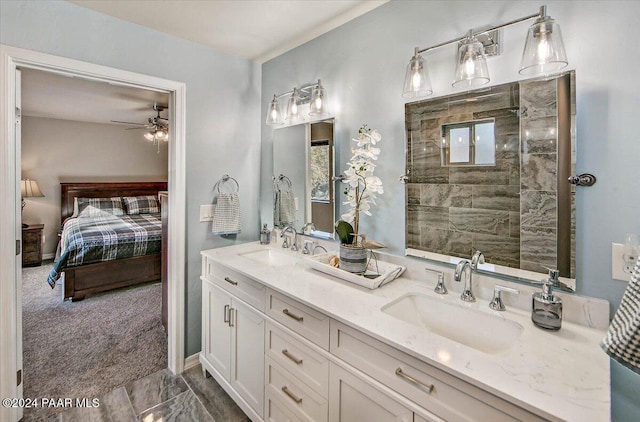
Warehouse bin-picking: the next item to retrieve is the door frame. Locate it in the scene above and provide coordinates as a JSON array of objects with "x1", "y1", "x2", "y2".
[{"x1": 0, "y1": 44, "x2": 186, "y2": 422}]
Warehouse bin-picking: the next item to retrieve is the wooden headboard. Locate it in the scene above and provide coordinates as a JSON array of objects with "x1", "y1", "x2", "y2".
[{"x1": 61, "y1": 182, "x2": 168, "y2": 221}]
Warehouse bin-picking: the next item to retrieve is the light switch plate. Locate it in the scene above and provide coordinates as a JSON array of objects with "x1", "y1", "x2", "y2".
[
  {"x1": 200, "y1": 204, "x2": 215, "y2": 222},
  {"x1": 612, "y1": 243, "x2": 631, "y2": 282}
]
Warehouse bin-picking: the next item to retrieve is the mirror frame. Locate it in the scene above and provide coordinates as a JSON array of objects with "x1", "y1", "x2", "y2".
[
  {"x1": 404, "y1": 71, "x2": 576, "y2": 290},
  {"x1": 272, "y1": 118, "x2": 336, "y2": 240}
]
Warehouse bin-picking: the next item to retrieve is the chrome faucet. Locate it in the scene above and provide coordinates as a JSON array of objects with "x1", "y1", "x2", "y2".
[
  {"x1": 302, "y1": 240, "x2": 313, "y2": 254},
  {"x1": 302, "y1": 222, "x2": 316, "y2": 234},
  {"x1": 312, "y1": 245, "x2": 328, "y2": 255},
  {"x1": 280, "y1": 226, "x2": 298, "y2": 251},
  {"x1": 454, "y1": 260, "x2": 474, "y2": 302},
  {"x1": 455, "y1": 251, "x2": 484, "y2": 302},
  {"x1": 425, "y1": 268, "x2": 447, "y2": 294}
]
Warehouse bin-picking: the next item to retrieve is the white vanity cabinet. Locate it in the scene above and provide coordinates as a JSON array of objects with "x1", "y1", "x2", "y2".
[
  {"x1": 201, "y1": 277, "x2": 265, "y2": 419},
  {"x1": 328, "y1": 363, "x2": 416, "y2": 422}
]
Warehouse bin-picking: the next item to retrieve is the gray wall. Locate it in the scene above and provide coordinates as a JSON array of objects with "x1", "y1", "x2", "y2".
[
  {"x1": 260, "y1": 1, "x2": 640, "y2": 419},
  {"x1": 1, "y1": 0, "x2": 261, "y2": 357},
  {"x1": 21, "y1": 116, "x2": 169, "y2": 255}
]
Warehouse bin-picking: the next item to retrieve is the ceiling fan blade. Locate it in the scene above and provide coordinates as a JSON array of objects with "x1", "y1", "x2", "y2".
[
  {"x1": 125, "y1": 127, "x2": 149, "y2": 130},
  {"x1": 111, "y1": 120, "x2": 146, "y2": 126}
]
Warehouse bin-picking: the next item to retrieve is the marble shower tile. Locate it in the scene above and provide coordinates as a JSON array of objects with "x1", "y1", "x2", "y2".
[
  {"x1": 521, "y1": 153, "x2": 557, "y2": 191},
  {"x1": 521, "y1": 116, "x2": 558, "y2": 154},
  {"x1": 406, "y1": 184, "x2": 420, "y2": 205},
  {"x1": 420, "y1": 184, "x2": 472, "y2": 207},
  {"x1": 138, "y1": 391, "x2": 213, "y2": 422},
  {"x1": 58, "y1": 387, "x2": 136, "y2": 422},
  {"x1": 420, "y1": 227, "x2": 472, "y2": 258},
  {"x1": 472, "y1": 185, "x2": 520, "y2": 211},
  {"x1": 472, "y1": 233, "x2": 520, "y2": 268},
  {"x1": 410, "y1": 138, "x2": 442, "y2": 166},
  {"x1": 182, "y1": 365, "x2": 249, "y2": 422},
  {"x1": 449, "y1": 166, "x2": 509, "y2": 185},
  {"x1": 521, "y1": 191, "x2": 557, "y2": 228},
  {"x1": 406, "y1": 223, "x2": 421, "y2": 249},
  {"x1": 407, "y1": 205, "x2": 448, "y2": 229},
  {"x1": 510, "y1": 212, "x2": 520, "y2": 239},
  {"x1": 449, "y1": 207, "x2": 510, "y2": 237},
  {"x1": 520, "y1": 226, "x2": 557, "y2": 269},
  {"x1": 125, "y1": 368, "x2": 188, "y2": 415},
  {"x1": 520, "y1": 78, "x2": 557, "y2": 119}
]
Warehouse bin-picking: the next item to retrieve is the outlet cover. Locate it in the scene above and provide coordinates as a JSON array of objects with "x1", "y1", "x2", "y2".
[
  {"x1": 200, "y1": 205, "x2": 215, "y2": 222},
  {"x1": 612, "y1": 243, "x2": 632, "y2": 282}
]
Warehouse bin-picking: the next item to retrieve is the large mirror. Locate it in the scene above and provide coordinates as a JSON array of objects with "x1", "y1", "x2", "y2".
[
  {"x1": 405, "y1": 71, "x2": 576, "y2": 289},
  {"x1": 273, "y1": 119, "x2": 335, "y2": 238}
]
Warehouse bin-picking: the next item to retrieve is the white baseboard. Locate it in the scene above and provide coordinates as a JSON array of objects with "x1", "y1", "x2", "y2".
[
  {"x1": 43, "y1": 253, "x2": 55, "y2": 260},
  {"x1": 183, "y1": 353, "x2": 200, "y2": 371}
]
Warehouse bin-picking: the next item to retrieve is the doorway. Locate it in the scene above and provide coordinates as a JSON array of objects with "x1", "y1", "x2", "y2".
[{"x1": 0, "y1": 45, "x2": 186, "y2": 422}]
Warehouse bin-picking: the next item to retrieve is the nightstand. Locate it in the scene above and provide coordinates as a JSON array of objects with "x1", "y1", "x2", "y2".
[{"x1": 22, "y1": 224, "x2": 44, "y2": 267}]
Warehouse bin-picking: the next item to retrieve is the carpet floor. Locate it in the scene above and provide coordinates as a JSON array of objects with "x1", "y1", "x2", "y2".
[{"x1": 21, "y1": 262, "x2": 167, "y2": 421}]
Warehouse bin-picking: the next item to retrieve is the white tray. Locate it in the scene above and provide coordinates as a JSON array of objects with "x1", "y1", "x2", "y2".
[{"x1": 305, "y1": 253, "x2": 406, "y2": 289}]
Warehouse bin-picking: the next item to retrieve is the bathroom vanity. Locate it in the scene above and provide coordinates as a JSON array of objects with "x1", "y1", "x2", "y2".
[{"x1": 200, "y1": 241, "x2": 610, "y2": 422}]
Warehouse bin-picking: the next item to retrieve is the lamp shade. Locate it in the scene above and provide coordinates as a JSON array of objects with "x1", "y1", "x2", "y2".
[
  {"x1": 453, "y1": 34, "x2": 490, "y2": 89},
  {"x1": 309, "y1": 80, "x2": 327, "y2": 117},
  {"x1": 519, "y1": 16, "x2": 568, "y2": 75},
  {"x1": 21, "y1": 179, "x2": 44, "y2": 198},
  {"x1": 402, "y1": 54, "x2": 432, "y2": 98},
  {"x1": 266, "y1": 94, "x2": 282, "y2": 125},
  {"x1": 285, "y1": 88, "x2": 300, "y2": 121}
]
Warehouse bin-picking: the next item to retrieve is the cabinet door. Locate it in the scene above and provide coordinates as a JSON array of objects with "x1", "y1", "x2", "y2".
[
  {"x1": 231, "y1": 297, "x2": 265, "y2": 416},
  {"x1": 202, "y1": 281, "x2": 232, "y2": 380},
  {"x1": 329, "y1": 363, "x2": 413, "y2": 422}
]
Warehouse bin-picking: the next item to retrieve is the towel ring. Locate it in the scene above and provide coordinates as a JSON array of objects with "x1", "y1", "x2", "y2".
[
  {"x1": 214, "y1": 174, "x2": 239, "y2": 193},
  {"x1": 273, "y1": 174, "x2": 292, "y2": 190}
]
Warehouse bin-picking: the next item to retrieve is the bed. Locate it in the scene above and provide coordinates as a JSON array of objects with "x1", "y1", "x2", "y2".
[{"x1": 48, "y1": 182, "x2": 167, "y2": 301}]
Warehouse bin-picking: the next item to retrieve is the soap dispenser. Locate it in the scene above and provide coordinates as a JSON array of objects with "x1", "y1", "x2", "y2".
[
  {"x1": 531, "y1": 269, "x2": 563, "y2": 330},
  {"x1": 260, "y1": 224, "x2": 271, "y2": 245}
]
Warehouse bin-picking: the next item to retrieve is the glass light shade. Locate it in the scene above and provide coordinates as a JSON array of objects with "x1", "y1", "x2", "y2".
[
  {"x1": 155, "y1": 128, "x2": 167, "y2": 139},
  {"x1": 402, "y1": 54, "x2": 432, "y2": 98},
  {"x1": 519, "y1": 17, "x2": 568, "y2": 76},
  {"x1": 453, "y1": 36, "x2": 490, "y2": 89},
  {"x1": 285, "y1": 88, "x2": 300, "y2": 121},
  {"x1": 265, "y1": 94, "x2": 282, "y2": 125},
  {"x1": 144, "y1": 132, "x2": 155, "y2": 141},
  {"x1": 309, "y1": 80, "x2": 326, "y2": 117}
]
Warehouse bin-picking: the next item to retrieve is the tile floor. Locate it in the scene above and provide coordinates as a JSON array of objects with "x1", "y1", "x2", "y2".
[{"x1": 51, "y1": 365, "x2": 249, "y2": 421}]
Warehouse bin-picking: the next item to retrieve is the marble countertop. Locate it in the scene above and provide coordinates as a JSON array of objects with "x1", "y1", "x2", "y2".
[{"x1": 201, "y1": 242, "x2": 611, "y2": 421}]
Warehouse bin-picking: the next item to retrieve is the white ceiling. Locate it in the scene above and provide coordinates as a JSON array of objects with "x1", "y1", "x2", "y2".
[
  {"x1": 67, "y1": 0, "x2": 388, "y2": 63},
  {"x1": 21, "y1": 68, "x2": 169, "y2": 126},
  {"x1": 23, "y1": 1, "x2": 387, "y2": 126}
]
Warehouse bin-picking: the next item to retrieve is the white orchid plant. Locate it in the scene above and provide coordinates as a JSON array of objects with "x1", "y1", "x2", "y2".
[{"x1": 339, "y1": 124, "x2": 384, "y2": 246}]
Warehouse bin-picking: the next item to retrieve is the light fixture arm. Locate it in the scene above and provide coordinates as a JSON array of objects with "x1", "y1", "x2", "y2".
[{"x1": 414, "y1": 6, "x2": 545, "y2": 55}]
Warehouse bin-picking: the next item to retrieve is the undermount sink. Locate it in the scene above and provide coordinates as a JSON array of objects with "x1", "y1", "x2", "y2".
[
  {"x1": 381, "y1": 293, "x2": 523, "y2": 354},
  {"x1": 239, "y1": 248, "x2": 299, "y2": 267}
]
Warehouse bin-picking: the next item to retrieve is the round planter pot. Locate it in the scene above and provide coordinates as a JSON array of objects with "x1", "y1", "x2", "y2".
[{"x1": 339, "y1": 244, "x2": 368, "y2": 274}]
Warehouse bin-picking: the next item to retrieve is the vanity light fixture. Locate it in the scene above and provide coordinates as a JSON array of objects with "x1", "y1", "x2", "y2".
[
  {"x1": 402, "y1": 5, "x2": 568, "y2": 98},
  {"x1": 266, "y1": 79, "x2": 327, "y2": 125}
]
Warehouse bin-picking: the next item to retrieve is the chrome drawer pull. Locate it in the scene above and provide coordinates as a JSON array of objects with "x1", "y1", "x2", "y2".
[
  {"x1": 229, "y1": 308, "x2": 235, "y2": 327},
  {"x1": 395, "y1": 368, "x2": 434, "y2": 394},
  {"x1": 282, "y1": 309, "x2": 304, "y2": 322},
  {"x1": 223, "y1": 304, "x2": 230, "y2": 323},
  {"x1": 281, "y1": 386, "x2": 302, "y2": 404},
  {"x1": 282, "y1": 349, "x2": 303, "y2": 365},
  {"x1": 224, "y1": 276, "x2": 238, "y2": 286}
]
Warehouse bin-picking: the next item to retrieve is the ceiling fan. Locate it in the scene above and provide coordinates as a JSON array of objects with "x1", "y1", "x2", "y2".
[{"x1": 111, "y1": 103, "x2": 169, "y2": 142}]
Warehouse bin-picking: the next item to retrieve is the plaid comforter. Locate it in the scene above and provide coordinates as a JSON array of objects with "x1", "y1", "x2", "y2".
[{"x1": 47, "y1": 213, "x2": 162, "y2": 288}]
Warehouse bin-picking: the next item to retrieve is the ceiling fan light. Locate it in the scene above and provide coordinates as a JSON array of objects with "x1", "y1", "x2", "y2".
[{"x1": 144, "y1": 131, "x2": 155, "y2": 141}]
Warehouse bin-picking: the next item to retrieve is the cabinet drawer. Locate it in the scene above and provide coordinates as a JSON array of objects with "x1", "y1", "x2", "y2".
[
  {"x1": 330, "y1": 321, "x2": 543, "y2": 422},
  {"x1": 203, "y1": 258, "x2": 265, "y2": 311},
  {"x1": 266, "y1": 322, "x2": 329, "y2": 398},
  {"x1": 265, "y1": 391, "x2": 303, "y2": 422},
  {"x1": 266, "y1": 358, "x2": 328, "y2": 422},
  {"x1": 267, "y1": 289, "x2": 330, "y2": 350}
]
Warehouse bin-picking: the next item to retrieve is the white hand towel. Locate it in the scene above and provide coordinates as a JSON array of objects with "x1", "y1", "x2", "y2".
[
  {"x1": 278, "y1": 189, "x2": 296, "y2": 226},
  {"x1": 212, "y1": 192, "x2": 241, "y2": 235},
  {"x1": 601, "y1": 256, "x2": 640, "y2": 374}
]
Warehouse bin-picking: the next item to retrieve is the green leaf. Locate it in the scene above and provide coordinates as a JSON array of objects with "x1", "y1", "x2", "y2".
[{"x1": 334, "y1": 220, "x2": 354, "y2": 244}]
